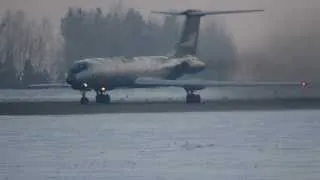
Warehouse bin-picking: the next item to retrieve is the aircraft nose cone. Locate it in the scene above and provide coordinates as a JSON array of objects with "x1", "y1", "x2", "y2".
[
  {"x1": 66, "y1": 72, "x2": 88, "y2": 90},
  {"x1": 66, "y1": 73, "x2": 76, "y2": 85},
  {"x1": 66, "y1": 78, "x2": 72, "y2": 85}
]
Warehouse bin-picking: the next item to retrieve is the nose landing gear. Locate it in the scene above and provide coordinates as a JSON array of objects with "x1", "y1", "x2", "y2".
[{"x1": 80, "y1": 91, "x2": 89, "y2": 105}]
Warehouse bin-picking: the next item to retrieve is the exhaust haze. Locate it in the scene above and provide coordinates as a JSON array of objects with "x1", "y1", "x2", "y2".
[{"x1": 1, "y1": 0, "x2": 320, "y2": 81}]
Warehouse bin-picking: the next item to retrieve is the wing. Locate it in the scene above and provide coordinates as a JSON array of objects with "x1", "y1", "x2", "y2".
[
  {"x1": 27, "y1": 83, "x2": 71, "y2": 89},
  {"x1": 135, "y1": 78, "x2": 308, "y2": 89}
]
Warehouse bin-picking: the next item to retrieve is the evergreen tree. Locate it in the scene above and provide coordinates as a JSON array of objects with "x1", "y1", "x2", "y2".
[{"x1": 0, "y1": 50, "x2": 18, "y2": 88}]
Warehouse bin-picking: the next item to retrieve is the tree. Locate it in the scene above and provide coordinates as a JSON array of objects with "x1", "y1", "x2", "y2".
[
  {"x1": 161, "y1": 15, "x2": 180, "y2": 54},
  {"x1": 0, "y1": 9, "x2": 60, "y2": 88},
  {"x1": 0, "y1": 49, "x2": 19, "y2": 88}
]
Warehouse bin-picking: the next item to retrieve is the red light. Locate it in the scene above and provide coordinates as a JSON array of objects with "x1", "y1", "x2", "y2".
[{"x1": 300, "y1": 81, "x2": 308, "y2": 88}]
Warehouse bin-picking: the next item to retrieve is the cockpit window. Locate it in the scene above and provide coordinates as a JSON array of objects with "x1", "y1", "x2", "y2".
[{"x1": 70, "y1": 62, "x2": 89, "y2": 74}]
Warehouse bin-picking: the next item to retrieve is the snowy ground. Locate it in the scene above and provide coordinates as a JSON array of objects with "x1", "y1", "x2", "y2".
[{"x1": 1, "y1": 110, "x2": 320, "y2": 180}]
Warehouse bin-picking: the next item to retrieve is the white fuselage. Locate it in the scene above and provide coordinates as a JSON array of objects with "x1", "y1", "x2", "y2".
[{"x1": 66, "y1": 55, "x2": 206, "y2": 90}]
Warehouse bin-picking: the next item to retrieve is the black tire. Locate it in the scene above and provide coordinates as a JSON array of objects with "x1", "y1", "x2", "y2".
[
  {"x1": 186, "y1": 94, "x2": 201, "y2": 104},
  {"x1": 96, "y1": 94, "x2": 110, "y2": 104},
  {"x1": 80, "y1": 97, "x2": 89, "y2": 105},
  {"x1": 96, "y1": 94, "x2": 102, "y2": 103},
  {"x1": 195, "y1": 94, "x2": 201, "y2": 103}
]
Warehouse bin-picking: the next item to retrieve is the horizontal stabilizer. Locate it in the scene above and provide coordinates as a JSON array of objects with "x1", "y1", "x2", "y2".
[
  {"x1": 151, "y1": 11, "x2": 183, "y2": 15},
  {"x1": 197, "y1": 9, "x2": 264, "y2": 16},
  {"x1": 151, "y1": 9, "x2": 264, "y2": 16}
]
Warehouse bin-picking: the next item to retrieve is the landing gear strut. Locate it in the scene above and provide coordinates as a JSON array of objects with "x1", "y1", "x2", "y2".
[
  {"x1": 95, "y1": 91, "x2": 111, "y2": 104},
  {"x1": 186, "y1": 90, "x2": 201, "y2": 104},
  {"x1": 80, "y1": 91, "x2": 89, "y2": 105}
]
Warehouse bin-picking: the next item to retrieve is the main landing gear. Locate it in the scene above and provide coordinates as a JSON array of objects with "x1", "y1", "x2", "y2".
[
  {"x1": 79, "y1": 90, "x2": 111, "y2": 105},
  {"x1": 185, "y1": 89, "x2": 201, "y2": 104},
  {"x1": 95, "y1": 91, "x2": 111, "y2": 104},
  {"x1": 80, "y1": 88, "x2": 200, "y2": 105}
]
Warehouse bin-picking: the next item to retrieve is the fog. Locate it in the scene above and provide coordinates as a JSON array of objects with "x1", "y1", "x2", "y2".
[
  {"x1": 236, "y1": 1, "x2": 320, "y2": 81},
  {"x1": 1, "y1": 0, "x2": 320, "y2": 81}
]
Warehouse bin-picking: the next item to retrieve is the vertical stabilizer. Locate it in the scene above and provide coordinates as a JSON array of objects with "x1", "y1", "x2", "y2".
[
  {"x1": 176, "y1": 14, "x2": 201, "y2": 57},
  {"x1": 152, "y1": 9, "x2": 264, "y2": 57}
]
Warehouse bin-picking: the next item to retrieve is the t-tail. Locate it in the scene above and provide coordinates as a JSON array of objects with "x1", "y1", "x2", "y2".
[{"x1": 152, "y1": 9, "x2": 264, "y2": 57}]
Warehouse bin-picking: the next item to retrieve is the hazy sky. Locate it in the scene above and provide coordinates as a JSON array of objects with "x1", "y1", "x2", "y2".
[{"x1": 1, "y1": 0, "x2": 319, "y2": 52}]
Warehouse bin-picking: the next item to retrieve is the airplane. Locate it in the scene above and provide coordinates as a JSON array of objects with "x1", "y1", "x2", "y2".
[{"x1": 29, "y1": 9, "x2": 309, "y2": 105}]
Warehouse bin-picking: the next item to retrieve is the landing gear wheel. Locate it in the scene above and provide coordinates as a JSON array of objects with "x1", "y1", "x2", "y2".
[
  {"x1": 186, "y1": 94, "x2": 201, "y2": 104},
  {"x1": 186, "y1": 90, "x2": 201, "y2": 104},
  {"x1": 96, "y1": 94, "x2": 111, "y2": 104},
  {"x1": 80, "y1": 97, "x2": 89, "y2": 105},
  {"x1": 96, "y1": 94, "x2": 102, "y2": 103}
]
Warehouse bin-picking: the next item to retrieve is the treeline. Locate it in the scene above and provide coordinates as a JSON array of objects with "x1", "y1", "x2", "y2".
[
  {"x1": 0, "y1": 6, "x2": 237, "y2": 88},
  {"x1": 0, "y1": 10, "x2": 63, "y2": 88}
]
